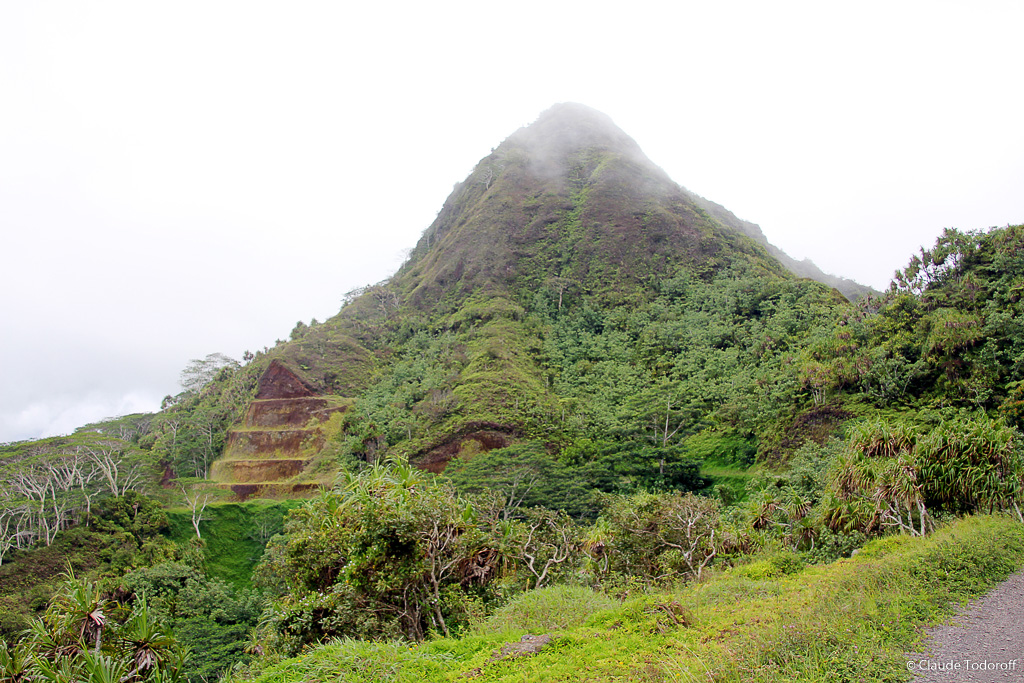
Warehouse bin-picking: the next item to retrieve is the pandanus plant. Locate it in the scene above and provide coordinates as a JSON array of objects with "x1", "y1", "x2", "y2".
[
  {"x1": 826, "y1": 415, "x2": 1024, "y2": 537},
  {"x1": 14, "y1": 572, "x2": 186, "y2": 683},
  {"x1": 0, "y1": 640, "x2": 32, "y2": 683},
  {"x1": 42, "y1": 569, "x2": 110, "y2": 655},
  {"x1": 117, "y1": 597, "x2": 184, "y2": 680}
]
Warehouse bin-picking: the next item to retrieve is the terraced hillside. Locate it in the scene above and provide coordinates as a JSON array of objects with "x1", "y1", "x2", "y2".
[{"x1": 210, "y1": 360, "x2": 348, "y2": 498}]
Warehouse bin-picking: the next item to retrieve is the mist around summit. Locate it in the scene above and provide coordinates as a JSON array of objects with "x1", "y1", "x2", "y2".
[
  {"x1": 1, "y1": 104, "x2": 870, "y2": 444},
  {"x1": 4, "y1": 2, "x2": 1023, "y2": 448},
  {"x1": 4, "y1": 93, "x2": 1024, "y2": 682}
]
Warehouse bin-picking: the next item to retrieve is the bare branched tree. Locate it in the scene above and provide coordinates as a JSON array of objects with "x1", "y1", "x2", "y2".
[
  {"x1": 517, "y1": 509, "x2": 580, "y2": 589},
  {"x1": 82, "y1": 443, "x2": 143, "y2": 497},
  {"x1": 478, "y1": 164, "x2": 504, "y2": 189},
  {"x1": 181, "y1": 485, "x2": 212, "y2": 540},
  {"x1": 419, "y1": 518, "x2": 466, "y2": 638}
]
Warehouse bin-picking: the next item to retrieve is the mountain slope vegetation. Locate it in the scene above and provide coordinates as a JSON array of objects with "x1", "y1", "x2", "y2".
[
  {"x1": 2, "y1": 103, "x2": 1022, "y2": 683},
  {"x1": 244, "y1": 103, "x2": 852, "y2": 485}
]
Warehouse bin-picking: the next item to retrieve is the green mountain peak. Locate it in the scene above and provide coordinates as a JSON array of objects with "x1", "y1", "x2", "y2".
[
  {"x1": 507, "y1": 102, "x2": 651, "y2": 171},
  {"x1": 396, "y1": 103, "x2": 788, "y2": 314},
  {"x1": 211, "y1": 103, "x2": 869, "y2": 490}
]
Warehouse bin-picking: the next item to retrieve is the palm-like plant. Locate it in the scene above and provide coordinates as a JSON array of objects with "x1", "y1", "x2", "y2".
[
  {"x1": 78, "y1": 652, "x2": 130, "y2": 683},
  {"x1": 873, "y1": 456, "x2": 927, "y2": 536},
  {"x1": 20, "y1": 619, "x2": 77, "y2": 662},
  {"x1": 332, "y1": 457, "x2": 430, "y2": 518},
  {"x1": 917, "y1": 416, "x2": 1022, "y2": 514},
  {"x1": 790, "y1": 514, "x2": 819, "y2": 550},
  {"x1": 830, "y1": 414, "x2": 1024, "y2": 538},
  {"x1": 829, "y1": 450, "x2": 877, "y2": 501},
  {"x1": 43, "y1": 570, "x2": 109, "y2": 655},
  {"x1": 11, "y1": 572, "x2": 187, "y2": 683},
  {"x1": 820, "y1": 492, "x2": 875, "y2": 534},
  {"x1": 25, "y1": 657, "x2": 82, "y2": 683},
  {"x1": 582, "y1": 517, "x2": 612, "y2": 574},
  {"x1": 847, "y1": 418, "x2": 917, "y2": 458},
  {"x1": 118, "y1": 598, "x2": 183, "y2": 680},
  {"x1": 0, "y1": 640, "x2": 32, "y2": 683}
]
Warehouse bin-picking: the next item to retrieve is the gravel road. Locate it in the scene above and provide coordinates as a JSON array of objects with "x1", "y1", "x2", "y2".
[{"x1": 906, "y1": 569, "x2": 1024, "y2": 682}]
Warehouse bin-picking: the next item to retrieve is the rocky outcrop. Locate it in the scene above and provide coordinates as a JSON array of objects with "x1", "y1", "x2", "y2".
[
  {"x1": 255, "y1": 359, "x2": 318, "y2": 399},
  {"x1": 410, "y1": 423, "x2": 519, "y2": 473}
]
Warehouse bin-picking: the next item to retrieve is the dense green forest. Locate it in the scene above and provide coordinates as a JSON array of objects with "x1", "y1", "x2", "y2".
[{"x1": 2, "y1": 105, "x2": 1022, "y2": 682}]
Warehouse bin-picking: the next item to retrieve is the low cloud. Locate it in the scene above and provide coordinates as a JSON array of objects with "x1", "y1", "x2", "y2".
[{"x1": 0, "y1": 391, "x2": 162, "y2": 444}]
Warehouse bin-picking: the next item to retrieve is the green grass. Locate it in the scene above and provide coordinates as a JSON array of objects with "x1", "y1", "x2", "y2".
[
  {"x1": 701, "y1": 465, "x2": 754, "y2": 505},
  {"x1": 699, "y1": 465, "x2": 753, "y2": 479},
  {"x1": 237, "y1": 514, "x2": 1024, "y2": 682},
  {"x1": 475, "y1": 584, "x2": 619, "y2": 634},
  {"x1": 166, "y1": 500, "x2": 302, "y2": 588}
]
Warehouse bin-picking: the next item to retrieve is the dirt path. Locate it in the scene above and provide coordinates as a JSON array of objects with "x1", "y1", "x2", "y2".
[{"x1": 907, "y1": 569, "x2": 1024, "y2": 682}]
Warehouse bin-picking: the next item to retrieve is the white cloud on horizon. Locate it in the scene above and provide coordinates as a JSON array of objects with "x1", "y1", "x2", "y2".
[{"x1": 0, "y1": 391, "x2": 163, "y2": 444}]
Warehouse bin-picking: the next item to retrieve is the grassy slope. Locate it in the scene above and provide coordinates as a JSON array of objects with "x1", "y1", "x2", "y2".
[
  {"x1": 244, "y1": 515, "x2": 1024, "y2": 683},
  {"x1": 166, "y1": 500, "x2": 302, "y2": 589}
]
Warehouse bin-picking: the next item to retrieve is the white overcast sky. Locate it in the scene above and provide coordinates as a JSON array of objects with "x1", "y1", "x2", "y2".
[{"x1": 2, "y1": 1, "x2": 1022, "y2": 443}]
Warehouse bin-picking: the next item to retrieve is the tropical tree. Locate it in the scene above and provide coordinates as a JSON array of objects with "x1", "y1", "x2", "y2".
[
  {"x1": 178, "y1": 353, "x2": 239, "y2": 396},
  {"x1": 594, "y1": 491, "x2": 722, "y2": 581},
  {"x1": 255, "y1": 461, "x2": 502, "y2": 651}
]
